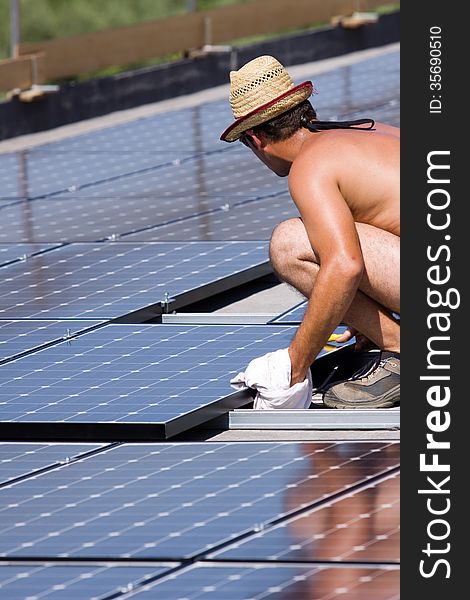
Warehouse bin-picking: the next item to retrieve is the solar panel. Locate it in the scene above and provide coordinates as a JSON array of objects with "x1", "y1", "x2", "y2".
[
  {"x1": 0, "y1": 50, "x2": 398, "y2": 248},
  {"x1": 271, "y1": 304, "x2": 351, "y2": 340},
  {"x1": 12, "y1": 146, "x2": 189, "y2": 198},
  {"x1": 125, "y1": 194, "x2": 299, "y2": 242},
  {"x1": 270, "y1": 301, "x2": 308, "y2": 324},
  {"x1": 0, "y1": 104, "x2": 233, "y2": 201},
  {"x1": 0, "y1": 442, "x2": 108, "y2": 486},
  {"x1": 0, "y1": 442, "x2": 399, "y2": 559},
  {"x1": 0, "y1": 150, "x2": 185, "y2": 201},
  {"x1": 311, "y1": 51, "x2": 399, "y2": 121},
  {"x1": 0, "y1": 243, "x2": 62, "y2": 267},
  {"x1": 123, "y1": 563, "x2": 400, "y2": 599},
  {"x1": 0, "y1": 563, "x2": 176, "y2": 600},
  {"x1": 42, "y1": 147, "x2": 284, "y2": 203},
  {"x1": 0, "y1": 188, "x2": 286, "y2": 246},
  {"x1": 29, "y1": 100, "x2": 231, "y2": 154},
  {"x1": 0, "y1": 153, "x2": 27, "y2": 201},
  {"x1": 0, "y1": 324, "x2": 299, "y2": 440},
  {"x1": 211, "y1": 472, "x2": 400, "y2": 563},
  {"x1": 0, "y1": 242, "x2": 270, "y2": 321},
  {"x1": 0, "y1": 320, "x2": 102, "y2": 365}
]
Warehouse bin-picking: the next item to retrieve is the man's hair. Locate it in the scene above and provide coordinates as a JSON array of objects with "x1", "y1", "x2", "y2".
[{"x1": 251, "y1": 100, "x2": 317, "y2": 142}]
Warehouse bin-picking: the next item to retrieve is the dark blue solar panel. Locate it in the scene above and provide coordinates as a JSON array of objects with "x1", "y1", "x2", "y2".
[
  {"x1": 52, "y1": 148, "x2": 285, "y2": 201},
  {"x1": 0, "y1": 564, "x2": 175, "y2": 600},
  {"x1": 0, "y1": 442, "x2": 399, "y2": 559},
  {"x1": 125, "y1": 194, "x2": 299, "y2": 242},
  {"x1": 0, "y1": 324, "x2": 298, "y2": 439},
  {"x1": 211, "y1": 472, "x2": 400, "y2": 563},
  {"x1": 0, "y1": 243, "x2": 62, "y2": 267},
  {"x1": 16, "y1": 150, "x2": 191, "y2": 199},
  {"x1": 124, "y1": 564, "x2": 400, "y2": 599},
  {"x1": 0, "y1": 242, "x2": 269, "y2": 320},
  {"x1": 0, "y1": 191, "x2": 283, "y2": 244},
  {"x1": 0, "y1": 320, "x2": 102, "y2": 365},
  {"x1": 0, "y1": 145, "x2": 283, "y2": 209},
  {"x1": 0, "y1": 442, "x2": 107, "y2": 486}
]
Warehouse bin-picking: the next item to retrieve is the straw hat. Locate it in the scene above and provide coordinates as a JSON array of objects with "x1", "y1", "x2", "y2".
[{"x1": 220, "y1": 55, "x2": 313, "y2": 142}]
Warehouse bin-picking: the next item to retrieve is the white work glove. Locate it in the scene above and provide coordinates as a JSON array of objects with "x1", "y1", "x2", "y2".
[{"x1": 230, "y1": 347, "x2": 312, "y2": 410}]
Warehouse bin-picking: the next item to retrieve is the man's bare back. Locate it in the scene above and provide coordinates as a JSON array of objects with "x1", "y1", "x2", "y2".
[{"x1": 289, "y1": 122, "x2": 400, "y2": 237}]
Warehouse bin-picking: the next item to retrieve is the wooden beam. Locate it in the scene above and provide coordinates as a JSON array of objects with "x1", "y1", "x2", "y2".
[
  {"x1": 208, "y1": 0, "x2": 354, "y2": 44},
  {"x1": 19, "y1": 12, "x2": 204, "y2": 80},
  {"x1": 17, "y1": 0, "x2": 396, "y2": 81},
  {"x1": 0, "y1": 53, "x2": 45, "y2": 92}
]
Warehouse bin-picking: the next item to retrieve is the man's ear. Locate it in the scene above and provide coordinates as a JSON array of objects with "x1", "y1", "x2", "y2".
[{"x1": 246, "y1": 130, "x2": 266, "y2": 149}]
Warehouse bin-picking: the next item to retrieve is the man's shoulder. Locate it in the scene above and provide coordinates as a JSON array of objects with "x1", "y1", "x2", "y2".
[
  {"x1": 298, "y1": 130, "x2": 358, "y2": 160},
  {"x1": 290, "y1": 133, "x2": 348, "y2": 179}
]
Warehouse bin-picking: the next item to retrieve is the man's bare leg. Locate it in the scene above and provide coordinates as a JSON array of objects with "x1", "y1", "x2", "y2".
[{"x1": 269, "y1": 218, "x2": 400, "y2": 353}]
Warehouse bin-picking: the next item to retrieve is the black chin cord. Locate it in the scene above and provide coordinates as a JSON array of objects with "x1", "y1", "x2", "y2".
[{"x1": 301, "y1": 115, "x2": 375, "y2": 131}]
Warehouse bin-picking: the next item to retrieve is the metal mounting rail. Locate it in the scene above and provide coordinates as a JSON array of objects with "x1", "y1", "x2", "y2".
[{"x1": 228, "y1": 408, "x2": 400, "y2": 430}]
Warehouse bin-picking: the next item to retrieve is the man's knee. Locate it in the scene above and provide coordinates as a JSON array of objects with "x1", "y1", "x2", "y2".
[{"x1": 269, "y1": 218, "x2": 303, "y2": 274}]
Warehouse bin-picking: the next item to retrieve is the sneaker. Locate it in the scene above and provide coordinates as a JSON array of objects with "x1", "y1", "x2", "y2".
[{"x1": 323, "y1": 352, "x2": 400, "y2": 409}]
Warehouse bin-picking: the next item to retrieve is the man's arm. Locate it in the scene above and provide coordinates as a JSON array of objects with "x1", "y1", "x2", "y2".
[{"x1": 287, "y1": 152, "x2": 364, "y2": 385}]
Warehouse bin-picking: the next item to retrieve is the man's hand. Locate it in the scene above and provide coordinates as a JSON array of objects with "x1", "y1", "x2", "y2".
[{"x1": 334, "y1": 327, "x2": 377, "y2": 351}]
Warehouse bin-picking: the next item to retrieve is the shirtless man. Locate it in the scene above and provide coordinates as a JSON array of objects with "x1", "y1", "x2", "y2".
[{"x1": 221, "y1": 55, "x2": 400, "y2": 409}]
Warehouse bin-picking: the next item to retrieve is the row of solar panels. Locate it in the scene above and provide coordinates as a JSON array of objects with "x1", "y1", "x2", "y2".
[
  {"x1": 0, "y1": 239, "x2": 311, "y2": 441},
  {"x1": 0, "y1": 51, "x2": 399, "y2": 247},
  {"x1": 2, "y1": 323, "x2": 320, "y2": 440},
  {"x1": 0, "y1": 563, "x2": 400, "y2": 599},
  {"x1": 0, "y1": 233, "x2": 312, "y2": 440},
  {"x1": 0, "y1": 440, "x2": 399, "y2": 598},
  {"x1": 0, "y1": 304, "x2": 351, "y2": 442},
  {"x1": 0, "y1": 50, "x2": 399, "y2": 201},
  {"x1": 0, "y1": 298, "x2": 307, "y2": 367}
]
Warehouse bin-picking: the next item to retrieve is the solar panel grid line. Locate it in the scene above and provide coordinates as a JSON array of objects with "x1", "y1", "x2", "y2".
[
  {"x1": 269, "y1": 301, "x2": 308, "y2": 325},
  {"x1": 0, "y1": 191, "x2": 288, "y2": 244},
  {"x1": 0, "y1": 53, "x2": 398, "y2": 246},
  {"x1": 0, "y1": 442, "x2": 399, "y2": 561},
  {"x1": 0, "y1": 442, "x2": 119, "y2": 489},
  {"x1": 0, "y1": 562, "x2": 400, "y2": 600},
  {"x1": 1, "y1": 245, "x2": 146, "y2": 320},
  {"x1": 0, "y1": 563, "x2": 179, "y2": 600},
  {"x1": 112, "y1": 562, "x2": 400, "y2": 600},
  {"x1": 3, "y1": 324, "x2": 255, "y2": 406},
  {"x1": 0, "y1": 242, "x2": 270, "y2": 321},
  {"x1": 208, "y1": 471, "x2": 400, "y2": 564},
  {"x1": 0, "y1": 243, "x2": 67, "y2": 269},
  {"x1": 0, "y1": 320, "x2": 106, "y2": 366},
  {"x1": 117, "y1": 189, "x2": 290, "y2": 242},
  {"x1": 0, "y1": 145, "x2": 236, "y2": 204},
  {"x1": 34, "y1": 443, "x2": 299, "y2": 561},
  {"x1": 20, "y1": 147, "x2": 285, "y2": 204}
]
